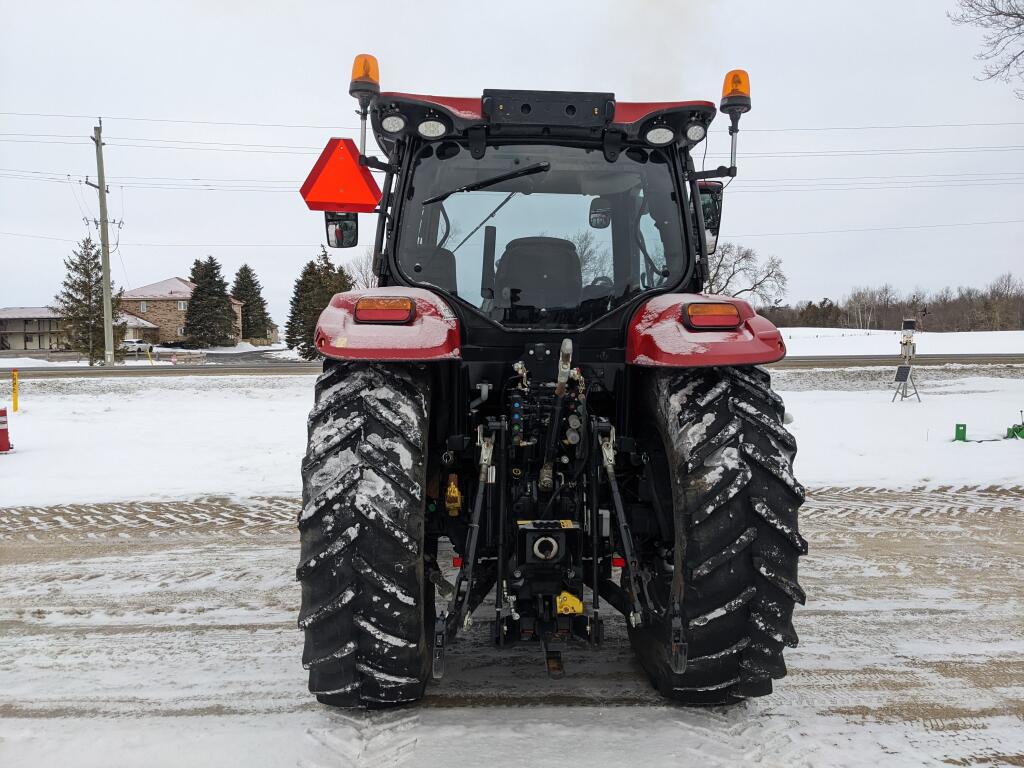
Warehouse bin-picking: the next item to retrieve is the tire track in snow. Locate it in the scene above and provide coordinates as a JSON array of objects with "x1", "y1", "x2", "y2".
[
  {"x1": 1, "y1": 488, "x2": 1022, "y2": 767},
  {"x1": 298, "y1": 710, "x2": 420, "y2": 768}
]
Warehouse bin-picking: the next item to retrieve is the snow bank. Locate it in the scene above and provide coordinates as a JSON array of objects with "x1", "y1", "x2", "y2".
[
  {"x1": 0, "y1": 376, "x2": 311, "y2": 506},
  {"x1": 0, "y1": 357, "x2": 172, "y2": 369},
  {"x1": 1, "y1": 370, "x2": 1021, "y2": 507},
  {"x1": 782, "y1": 327, "x2": 1024, "y2": 357},
  {"x1": 783, "y1": 375, "x2": 1024, "y2": 488}
]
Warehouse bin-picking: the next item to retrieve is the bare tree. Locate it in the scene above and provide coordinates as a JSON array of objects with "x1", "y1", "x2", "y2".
[
  {"x1": 950, "y1": 0, "x2": 1024, "y2": 97},
  {"x1": 705, "y1": 241, "x2": 788, "y2": 306},
  {"x1": 569, "y1": 230, "x2": 612, "y2": 284},
  {"x1": 345, "y1": 246, "x2": 378, "y2": 290}
]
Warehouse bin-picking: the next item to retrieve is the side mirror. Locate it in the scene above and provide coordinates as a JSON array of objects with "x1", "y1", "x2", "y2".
[
  {"x1": 589, "y1": 197, "x2": 612, "y2": 229},
  {"x1": 698, "y1": 180, "x2": 724, "y2": 255},
  {"x1": 325, "y1": 211, "x2": 358, "y2": 249}
]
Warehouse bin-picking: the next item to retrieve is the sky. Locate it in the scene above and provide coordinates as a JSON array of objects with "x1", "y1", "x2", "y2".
[{"x1": 2, "y1": 0, "x2": 1023, "y2": 326}]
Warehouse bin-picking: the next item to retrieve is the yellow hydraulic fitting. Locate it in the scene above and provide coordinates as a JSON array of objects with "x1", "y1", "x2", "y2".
[
  {"x1": 556, "y1": 591, "x2": 584, "y2": 615},
  {"x1": 445, "y1": 474, "x2": 462, "y2": 516}
]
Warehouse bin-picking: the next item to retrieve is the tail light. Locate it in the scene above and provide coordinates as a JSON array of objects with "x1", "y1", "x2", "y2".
[
  {"x1": 683, "y1": 302, "x2": 742, "y2": 330},
  {"x1": 354, "y1": 296, "x2": 416, "y2": 324}
]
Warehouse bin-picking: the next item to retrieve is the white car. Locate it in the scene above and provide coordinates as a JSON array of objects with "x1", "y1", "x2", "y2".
[{"x1": 120, "y1": 339, "x2": 154, "y2": 353}]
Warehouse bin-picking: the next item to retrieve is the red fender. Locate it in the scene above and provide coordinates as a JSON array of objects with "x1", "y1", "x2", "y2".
[
  {"x1": 314, "y1": 287, "x2": 461, "y2": 361},
  {"x1": 627, "y1": 294, "x2": 786, "y2": 367}
]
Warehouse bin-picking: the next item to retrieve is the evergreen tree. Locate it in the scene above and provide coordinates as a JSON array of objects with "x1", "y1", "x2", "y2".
[
  {"x1": 285, "y1": 247, "x2": 354, "y2": 360},
  {"x1": 52, "y1": 236, "x2": 123, "y2": 365},
  {"x1": 184, "y1": 255, "x2": 237, "y2": 347},
  {"x1": 231, "y1": 263, "x2": 271, "y2": 340}
]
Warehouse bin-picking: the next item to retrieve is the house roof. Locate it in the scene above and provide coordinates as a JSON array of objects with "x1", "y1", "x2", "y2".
[
  {"x1": 123, "y1": 277, "x2": 242, "y2": 305},
  {"x1": 119, "y1": 312, "x2": 158, "y2": 329},
  {"x1": 0, "y1": 306, "x2": 158, "y2": 329},
  {"x1": 0, "y1": 306, "x2": 61, "y2": 320}
]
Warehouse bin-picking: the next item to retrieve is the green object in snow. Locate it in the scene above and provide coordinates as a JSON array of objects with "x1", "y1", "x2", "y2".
[
  {"x1": 954, "y1": 424, "x2": 967, "y2": 442},
  {"x1": 1007, "y1": 424, "x2": 1024, "y2": 439}
]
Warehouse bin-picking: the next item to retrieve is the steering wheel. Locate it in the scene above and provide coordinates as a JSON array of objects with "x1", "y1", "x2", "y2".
[{"x1": 588, "y1": 276, "x2": 614, "y2": 289}]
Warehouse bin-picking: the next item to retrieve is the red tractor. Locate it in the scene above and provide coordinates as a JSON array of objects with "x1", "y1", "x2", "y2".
[{"x1": 297, "y1": 55, "x2": 805, "y2": 707}]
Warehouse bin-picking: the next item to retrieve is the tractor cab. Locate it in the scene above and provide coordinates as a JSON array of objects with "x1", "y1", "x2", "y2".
[{"x1": 303, "y1": 57, "x2": 747, "y2": 338}]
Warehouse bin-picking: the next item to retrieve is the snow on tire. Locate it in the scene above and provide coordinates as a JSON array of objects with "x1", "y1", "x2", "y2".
[
  {"x1": 297, "y1": 360, "x2": 431, "y2": 707},
  {"x1": 632, "y1": 366, "x2": 807, "y2": 704}
]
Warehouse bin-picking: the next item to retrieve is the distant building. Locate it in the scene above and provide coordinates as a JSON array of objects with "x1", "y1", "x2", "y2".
[
  {"x1": 121, "y1": 277, "x2": 243, "y2": 345},
  {"x1": 0, "y1": 307, "x2": 157, "y2": 350},
  {"x1": 0, "y1": 307, "x2": 64, "y2": 351},
  {"x1": 0, "y1": 309, "x2": 157, "y2": 352},
  {"x1": 121, "y1": 313, "x2": 160, "y2": 343}
]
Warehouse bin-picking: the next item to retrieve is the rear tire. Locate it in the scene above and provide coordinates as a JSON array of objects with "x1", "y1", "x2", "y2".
[
  {"x1": 297, "y1": 360, "x2": 432, "y2": 707},
  {"x1": 631, "y1": 366, "x2": 807, "y2": 704}
]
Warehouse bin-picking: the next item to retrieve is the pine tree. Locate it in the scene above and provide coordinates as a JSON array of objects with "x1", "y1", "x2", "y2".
[
  {"x1": 231, "y1": 263, "x2": 271, "y2": 340},
  {"x1": 184, "y1": 255, "x2": 237, "y2": 347},
  {"x1": 285, "y1": 247, "x2": 354, "y2": 360},
  {"x1": 52, "y1": 236, "x2": 123, "y2": 365}
]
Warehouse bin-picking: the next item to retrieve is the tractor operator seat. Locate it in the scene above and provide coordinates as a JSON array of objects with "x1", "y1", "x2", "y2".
[
  {"x1": 404, "y1": 245, "x2": 457, "y2": 294},
  {"x1": 493, "y1": 237, "x2": 582, "y2": 309}
]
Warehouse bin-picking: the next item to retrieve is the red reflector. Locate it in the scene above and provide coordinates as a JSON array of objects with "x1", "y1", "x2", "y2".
[
  {"x1": 683, "y1": 302, "x2": 742, "y2": 329},
  {"x1": 354, "y1": 296, "x2": 415, "y2": 324},
  {"x1": 452, "y1": 556, "x2": 463, "y2": 568},
  {"x1": 611, "y1": 556, "x2": 626, "y2": 568}
]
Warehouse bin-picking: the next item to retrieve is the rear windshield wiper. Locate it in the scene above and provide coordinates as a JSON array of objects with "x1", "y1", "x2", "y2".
[{"x1": 422, "y1": 161, "x2": 550, "y2": 205}]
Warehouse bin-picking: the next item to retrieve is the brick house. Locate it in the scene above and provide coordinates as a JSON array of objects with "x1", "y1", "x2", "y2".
[{"x1": 121, "y1": 277, "x2": 243, "y2": 345}]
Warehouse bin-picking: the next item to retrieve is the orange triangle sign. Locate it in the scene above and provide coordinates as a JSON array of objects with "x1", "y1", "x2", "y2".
[{"x1": 300, "y1": 138, "x2": 382, "y2": 213}]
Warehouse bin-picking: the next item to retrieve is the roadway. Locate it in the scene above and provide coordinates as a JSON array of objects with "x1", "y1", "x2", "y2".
[{"x1": 2, "y1": 352, "x2": 1022, "y2": 378}]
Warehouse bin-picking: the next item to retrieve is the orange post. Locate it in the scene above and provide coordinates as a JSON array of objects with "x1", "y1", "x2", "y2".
[{"x1": 0, "y1": 406, "x2": 12, "y2": 454}]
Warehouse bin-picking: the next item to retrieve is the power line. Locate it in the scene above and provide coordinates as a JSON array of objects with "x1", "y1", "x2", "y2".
[
  {"x1": 4, "y1": 110, "x2": 1023, "y2": 133},
  {"x1": 5, "y1": 218, "x2": 1024, "y2": 247},
  {"x1": 707, "y1": 144, "x2": 1024, "y2": 159},
  {"x1": 6, "y1": 171, "x2": 1024, "y2": 196},
  {"x1": 9, "y1": 166, "x2": 1024, "y2": 186},
  {"x1": 735, "y1": 121, "x2": 1024, "y2": 133},
  {"x1": 729, "y1": 219, "x2": 1024, "y2": 237},
  {"x1": 0, "y1": 111, "x2": 359, "y2": 130},
  {"x1": 0, "y1": 132, "x2": 326, "y2": 149},
  {"x1": 0, "y1": 231, "x2": 319, "y2": 247}
]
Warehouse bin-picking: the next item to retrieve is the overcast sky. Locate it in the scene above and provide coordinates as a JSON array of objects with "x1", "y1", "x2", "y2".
[{"x1": 2, "y1": 0, "x2": 1022, "y2": 325}]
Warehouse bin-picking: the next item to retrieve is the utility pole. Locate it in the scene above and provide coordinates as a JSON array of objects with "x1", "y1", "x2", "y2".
[{"x1": 86, "y1": 119, "x2": 115, "y2": 365}]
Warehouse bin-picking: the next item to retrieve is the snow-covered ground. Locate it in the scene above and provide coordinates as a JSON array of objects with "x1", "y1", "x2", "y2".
[
  {"x1": 0, "y1": 356, "x2": 173, "y2": 368},
  {"x1": 781, "y1": 327, "x2": 1024, "y2": 357},
  {"x1": 2, "y1": 368, "x2": 1022, "y2": 507},
  {"x1": 1, "y1": 366, "x2": 1022, "y2": 767},
  {"x1": 1, "y1": 489, "x2": 1021, "y2": 767},
  {"x1": 0, "y1": 376, "x2": 310, "y2": 506}
]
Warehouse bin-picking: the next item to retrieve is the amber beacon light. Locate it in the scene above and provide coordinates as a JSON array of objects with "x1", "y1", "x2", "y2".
[{"x1": 720, "y1": 69, "x2": 751, "y2": 115}]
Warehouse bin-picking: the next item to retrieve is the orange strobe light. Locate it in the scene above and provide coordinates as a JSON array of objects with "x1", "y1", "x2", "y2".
[
  {"x1": 350, "y1": 53, "x2": 380, "y2": 97},
  {"x1": 721, "y1": 69, "x2": 751, "y2": 115}
]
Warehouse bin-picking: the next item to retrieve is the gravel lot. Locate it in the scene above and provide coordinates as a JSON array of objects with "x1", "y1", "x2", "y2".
[{"x1": 1, "y1": 487, "x2": 1021, "y2": 767}]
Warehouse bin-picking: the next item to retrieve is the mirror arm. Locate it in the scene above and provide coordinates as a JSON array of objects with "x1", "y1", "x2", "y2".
[
  {"x1": 691, "y1": 166, "x2": 736, "y2": 180},
  {"x1": 359, "y1": 154, "x2": 397, "y2": 173}
]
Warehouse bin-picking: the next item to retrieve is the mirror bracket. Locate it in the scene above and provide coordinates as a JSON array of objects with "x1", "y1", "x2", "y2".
[
  {"x1": 359, "y1": 155, "x2": 395, "y2": 174},
  {"x1": 691, "y1": 166, "x2": 736, "y2": 180}
]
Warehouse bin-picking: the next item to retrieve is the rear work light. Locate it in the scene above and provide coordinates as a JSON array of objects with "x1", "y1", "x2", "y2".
[
  {"x1": 683, "y1": 302, "x2": 742, "y2": 330},
  {"x1": 354, "y1": 296, "x2": 416, "y2": 324}
]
